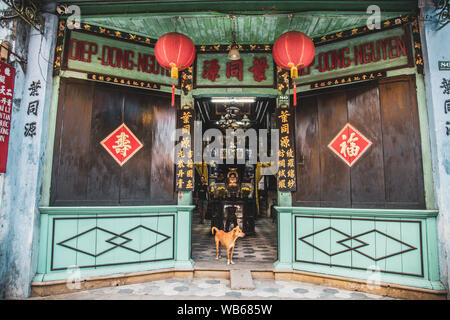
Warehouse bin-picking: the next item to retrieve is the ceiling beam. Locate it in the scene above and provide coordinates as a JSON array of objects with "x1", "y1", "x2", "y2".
[{"x1": 53, "y1": 1, "x2": 418, "y2": 17}]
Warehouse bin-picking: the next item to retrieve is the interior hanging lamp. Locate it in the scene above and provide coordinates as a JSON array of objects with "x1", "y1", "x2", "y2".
[
  {"x1": 272, "y1": 31, "x2": 315, "y2": 106},
  {"x1": 228, "y1": 15, "x2": 240, "y2": 61},
  {"x1": 155, "y1": 32, "x2": 196, "y2": 106}
]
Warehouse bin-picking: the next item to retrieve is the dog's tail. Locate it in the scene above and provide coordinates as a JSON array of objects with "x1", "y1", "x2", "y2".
[{"x1": 211, "y1": 227, "x2": 219, "y2": 235}]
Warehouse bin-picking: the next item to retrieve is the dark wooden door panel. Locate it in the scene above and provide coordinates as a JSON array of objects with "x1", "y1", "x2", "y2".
[
  {"x1": 86, "y1": 83, "x2": 123, "y2": 204},
  {"x1": 347, "y1": 85, "x2": 386, "y2": 207},
  {"x1": 317, "y1": 92, "x2": 351, "y2": 207},
  {"x1": 379, "y1": 77, "x2": 424, "y2": 208},
  {"x1": 119, "y1": 91, "x2": 153, "y2": 204},
  {"x1": 51, "y1": 79, "x2": 94, "y2": 205},
  {"x1": 51, "y1": 80, "x2": 177, "y2": 206},
  {"x1": 295, "y1": 96, "x2": 321, "y2": 206},
  {"x1": 149, "y1": 98, "x2": 177, "y2": 204},
  {"x1": 294, "y1": 75, "x2": 425, "y2": 209}
]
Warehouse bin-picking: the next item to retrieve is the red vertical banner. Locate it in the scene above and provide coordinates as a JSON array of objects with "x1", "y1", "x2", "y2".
[{"x1": 0, "y1": 61, "x2": 15, "y2": 173}]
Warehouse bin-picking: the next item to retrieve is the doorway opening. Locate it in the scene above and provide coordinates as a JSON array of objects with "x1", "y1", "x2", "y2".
[{"x1": 191, "y1": 96, "x2": 278, "y2": 265}]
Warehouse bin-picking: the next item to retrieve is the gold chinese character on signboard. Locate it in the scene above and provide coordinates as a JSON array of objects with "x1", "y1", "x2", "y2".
[
  {"x1": 180, "y1": 137, "x2": 191, "y2": 149},
  {"x1": 287, "y1": 169, "x2": 295, "y2": 179},
  {"x1": 182, "y1": 125, "x2": 191, "y2": 134},
  {"x1": 287, "y1": 158, "x2": 295, "y2": 167},
  {"x1": 287, "y1": 179, "x2": 295, "y2": 188},
  {"x1": 180, "y1": 112, "x2": 192, "y2": 124},
  {"x1": 281, "y1": 123, "x2": 289, "y2": 134},
  {"x1": 340, "y1": 132, "x2": 360, "y2": 157},
  {"x1": 112, "y1": 132, "x2": 132, "y2": 157},
  {"x1": 278, "y1": 110, "x2": 291, "y2": 123},
  {"x1": 177, "y1": 160, "x2": 185, "y2": 168},
  {"x1": 280, "y1": 136, "x2": 290, "y2": 148},
  {"x1": 286, "y1": 148, "x2": 294, "y2": 158}
]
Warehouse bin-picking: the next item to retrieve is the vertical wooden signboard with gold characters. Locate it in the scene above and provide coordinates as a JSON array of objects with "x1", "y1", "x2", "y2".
[
  {"x1": 175, "y1": 109, "x2": 194, "y2": 191},
  {"x1": 276, "y1": 97, "x2": 296, "y2": 191}
]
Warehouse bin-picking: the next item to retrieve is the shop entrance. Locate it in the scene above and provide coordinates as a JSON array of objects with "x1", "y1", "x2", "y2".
[{"x1": 191, "y1": 97, "x2": 278, "y2": 264}]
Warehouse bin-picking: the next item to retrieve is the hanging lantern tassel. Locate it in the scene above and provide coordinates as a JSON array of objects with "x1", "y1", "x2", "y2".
[
  {"x1": 171, "y1": 83, "x2": 175, "y2": 107},
  {"x1": 288, "y1": 63, "x2": 299, "y2": 107},
  {"x1": 170, "y1": 63, "x2": 178, "y2": 107},
  {"x1": 293, "y1": 80, "x2": 297, "y2": 106}
]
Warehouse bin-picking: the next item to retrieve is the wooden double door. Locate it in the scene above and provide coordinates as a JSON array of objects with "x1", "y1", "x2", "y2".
[
  {"x1": 51, "y1": 79, "x2": 177, "y2": 206},
  {"x1": 294, "y1": 75, "x2": 425, "y2": 209}
]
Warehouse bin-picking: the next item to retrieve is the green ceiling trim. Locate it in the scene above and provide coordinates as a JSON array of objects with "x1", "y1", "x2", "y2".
[
  {"x1": 54, "y1": 1, "x2": 419, "y2": 16},
  {"x1": 78, "y1": 12, "x2": 410, "y2": 45},
  {"x1": 58, "y1": 14, "x2": 417, "y2": 50}
]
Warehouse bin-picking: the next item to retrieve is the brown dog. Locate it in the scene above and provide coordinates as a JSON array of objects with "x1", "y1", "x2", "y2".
[{"x1": 212, "y1": 226, "x2": 245, "y2": 265}]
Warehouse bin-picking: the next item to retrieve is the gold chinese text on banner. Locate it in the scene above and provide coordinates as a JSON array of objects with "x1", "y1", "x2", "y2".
[
  {"x1": 176, "y1": 110, "x2": 195, "y2": 191},
  {"x1": 276, "y1": 106, "x2": 296, "y2": 191}
]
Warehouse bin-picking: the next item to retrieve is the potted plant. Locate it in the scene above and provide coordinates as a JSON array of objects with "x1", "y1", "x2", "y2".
[
  {"x1": 241, "y1": 186, "x2": 251, "y2": 199},
  {"x1": 216, "y1": 186, "x2": 226, "y2": 199}
]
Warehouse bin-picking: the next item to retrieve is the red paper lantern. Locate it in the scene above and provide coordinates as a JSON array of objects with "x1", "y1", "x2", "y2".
[
  {"x1": 155, "y1": 32, "x2": 196, "y2": 106},
  {"x1": 273, "y1": 31, "x2": 315, "y2": 106}
]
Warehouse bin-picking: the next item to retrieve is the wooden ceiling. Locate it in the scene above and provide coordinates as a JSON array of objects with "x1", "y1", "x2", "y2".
[
  {"x1": 52, "y1": 1, "x2": 418, "y2": 45},
  {"x1": 82, "y1": 12, "x2": 404, "y2": 45}
]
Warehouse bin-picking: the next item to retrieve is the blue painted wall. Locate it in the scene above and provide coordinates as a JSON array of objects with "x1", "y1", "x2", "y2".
[
  {"x1": 420, "y1": 3, "x2": 450, "y2": 294},
  {"x1": 0, "y1": 3, "x2": 58, "y2": 298}
]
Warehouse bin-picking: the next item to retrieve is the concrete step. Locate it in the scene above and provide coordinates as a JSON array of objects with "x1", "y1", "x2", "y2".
[
  {"x1": 194, "y1": 260, "x2": 273, "y2": 271},
  {"x1": 230, "y1": 269, "x2": 255, "y2": 290}
]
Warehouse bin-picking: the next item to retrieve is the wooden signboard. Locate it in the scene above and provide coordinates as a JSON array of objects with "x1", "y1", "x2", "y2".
[
  {"x1": 195, "y1": 53, "x2": 275, "y2": 88},
  {"x1": 64, "y1": 30, "x2": 173, "y2": 87},
  {"x1": 276, "y1": 103, "x2": 296, "y2": 192},
  {"x1": 296, "y1": 26, "x2": 413, "y2": 86},
  {"x1": 175, "y1": 109, "x2": 195, "y2": 191}
]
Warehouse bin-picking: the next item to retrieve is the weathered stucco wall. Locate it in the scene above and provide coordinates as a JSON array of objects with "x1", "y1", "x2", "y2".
[
  {"x1": 420, "y1": 3, "x2": 450, "y2": 294},
  {"x1": 0, "y1": 3, "x2": 57, "y2": 298},
  {"x1": 0, "y1": 2, "x2": 30, "y2": 299}
]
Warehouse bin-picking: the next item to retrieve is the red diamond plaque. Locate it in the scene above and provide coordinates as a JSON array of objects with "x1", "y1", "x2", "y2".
[
  {"x1": 100, "y1": 123, "x2": 143, "y2": 166},
  {"x1": 328, "y1": 123, "x2": 372, "y2": 167}
]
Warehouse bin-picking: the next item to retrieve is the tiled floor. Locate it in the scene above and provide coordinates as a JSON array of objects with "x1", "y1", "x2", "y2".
[
  {"x1": 30, "y1": 278, "x2": 395, "y2": 300},
  {"x1": 191, "y1": 213, "x2": 278, "y2": 262}
]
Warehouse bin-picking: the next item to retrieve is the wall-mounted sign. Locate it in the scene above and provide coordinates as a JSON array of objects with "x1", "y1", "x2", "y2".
[
  {"x1": 100, "y1": 123, "x2": 144, "y2": 167},
  {"x1": 297, "y1": 26, "x2": 412, "y2": 86},
  {"x1": 63, "y1": 25, "x2": 414, "y2": 93},
  {"x1": 439, "y1": 61, "x2": 450, "y2": 71},
  {"x1": 328, "y1": 123, "x2": 372, "y2": 167},
  {"x1": 310, "y1": 71, "x2": 386, "y2": 89},
  {"x1": 87, "y1": 73, "x2": 161, "y2": 90},
  {"x1": 276, "y1": 106, "x2": 296, "y2": 191},
  {"x1": 65, "y1": 31, "x2": 173, "y2": 87},
  {"x1": 175, "y1": 109, "x2": 194, "y2": 191},
  {"x1": 195, "y1": 53, "x2": 274, "y2": 88},
  {"x1": 0, "y1": 61, "x2": 16, "y2": 173}
]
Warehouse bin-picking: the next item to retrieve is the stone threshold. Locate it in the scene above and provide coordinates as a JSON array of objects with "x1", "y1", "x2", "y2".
[{"x1": 31, "y1": 264, "x2": 447, "y2": 300}]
